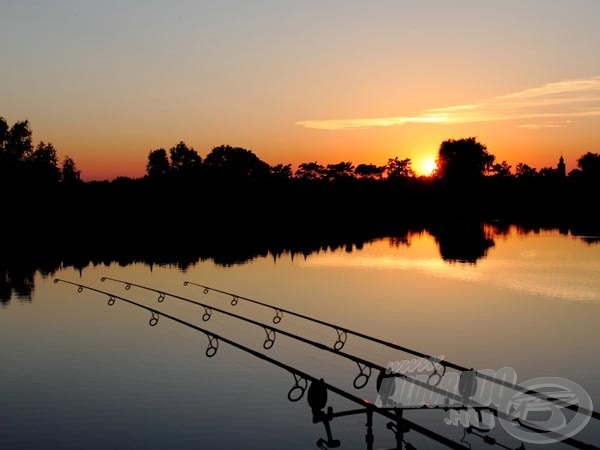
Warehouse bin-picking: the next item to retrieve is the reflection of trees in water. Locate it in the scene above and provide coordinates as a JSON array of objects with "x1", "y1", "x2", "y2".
[
  {"x1": 569, "y1": 224, "x2": 600, "y2": 245},
  {"x1": 1, "y1": 261, "x2": 39, "y2": 305},
  {"x1": 2, "y1": 222, "x2": 598, "y2": 305},
  {"x1": 580, "y1": 236, "x2": 600, "y2": 244},
  {"x1": 1, "y1": 259, "x2": 71, "y2": 305},
  {"x1": 0, "y1": 236, "x2": 388, "y2": 305},
  {"x1": 429, "y1": 222, "x2": 495, "y2": 263}
]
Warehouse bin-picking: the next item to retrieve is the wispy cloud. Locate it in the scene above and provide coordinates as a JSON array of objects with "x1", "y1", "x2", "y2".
[
  {"x1": 296, "y1": 76, "x2": 600, "y2": 130},
  {"x1": 519, "y1": 120, "x2": 573, "y2": 130}
]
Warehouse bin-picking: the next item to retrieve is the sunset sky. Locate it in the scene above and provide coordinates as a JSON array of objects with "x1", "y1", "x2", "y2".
[{"x1": 2, "y1": 0, "x2": 600, "y2": 180}]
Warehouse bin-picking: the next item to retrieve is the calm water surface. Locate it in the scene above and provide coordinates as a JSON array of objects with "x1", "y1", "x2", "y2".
[{"x1": 2, "y1": 227, "x2": 599, "y2": 449}]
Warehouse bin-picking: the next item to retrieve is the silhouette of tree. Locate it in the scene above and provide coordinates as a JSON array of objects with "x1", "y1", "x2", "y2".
[
  {"x1": 490, "y1": 160, "x2": 512, "y2": 178},
  {"x1": 538, "y1": 166, "x2": 558, "y2": 177},
  {"x1": 203, "y1": 145, "x2": 270, "y2": 180},
  {"x1": 354, "y1": 163, "x2": 385, "y2": 180},
  {"x1": 61, "y1": 156, "x2": 82, "y2": 184},
  {"x1": 6, "y1": 120, "x2": 33, "y2": 161},
  {"x1": 325, "y1": 161, "x2": 355, "y2": 181},
  {"x1": 112, "y1": 176, "x2": 136, "y2": 186},
  {"x1": 146, "y1": 148, "x2": 170, "y2": 177},
  {"x1": 295, "y1": 162, "x2": 325, "y2": 181},
  {"x1": 0, "y1": 119, "x2": 79, "y2": 189},
  {"x1": 0, "y1": 117, "x2": 8, "y2": 152},
  {"x1": 0, "y1": 117, "x2": 12, "y2": 182},
  {"x1": 515, "y1": 163, "x2": 537, "y2": 178},
  {"x1": 270, "y1": 163, "x2": 293, "y2": 180},
  {"x1": 577, "y1": 152, "x2": 600, "y2": 178},
  {"x1": 169, "y1": 141, "x2": 202, "y2": 176},
  {"x1": 28, "y1": 141, "x2": 61, "y2": 185},
  {"x1": 385, "y1": 157, "x2": 415, "y2": 179},
  {"x1": 435, "y1": 137, "x2": 494, "y2": 184}
]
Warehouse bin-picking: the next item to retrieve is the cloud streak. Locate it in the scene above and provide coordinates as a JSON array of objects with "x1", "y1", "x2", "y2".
[
  {"x1": 519, "y1": 120, "x2": 573, "y2": 130},
  {"x1": 297, "y1": 76, "x2": 600, "y2": 130}
]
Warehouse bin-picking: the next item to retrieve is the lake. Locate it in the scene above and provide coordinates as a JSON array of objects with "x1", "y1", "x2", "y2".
[{"x1": 1, "y1": 224, "x2": 599, "y2": 449}]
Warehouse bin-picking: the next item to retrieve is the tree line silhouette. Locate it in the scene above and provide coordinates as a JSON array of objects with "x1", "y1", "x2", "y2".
[
  {"x1": 3, "y1": 117, "x2": 599, "y2": 189},
  {"x1": 143, "y1": 138, "x2": 600, "y2": 185},
  {"x1": 0, "y1": 118, "x2": 81, "y2": 188},
  {"x1": 2, "y1": 116, "x2": 599, "y2": 262}
]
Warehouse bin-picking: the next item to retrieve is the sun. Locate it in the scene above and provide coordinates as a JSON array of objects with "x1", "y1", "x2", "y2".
[{"x1": 420, "y1": 158, "x2": 437, "y2": 176}]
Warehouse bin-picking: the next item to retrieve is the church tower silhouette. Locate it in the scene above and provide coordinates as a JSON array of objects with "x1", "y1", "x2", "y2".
[{"x1": 557, "y1": 154, "x2": 566, "y2": 177}]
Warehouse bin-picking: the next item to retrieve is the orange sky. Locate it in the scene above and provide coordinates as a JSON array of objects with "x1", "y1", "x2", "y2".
[{"x1": 2, "y1": 1, "x2": 599, "y2": 180}]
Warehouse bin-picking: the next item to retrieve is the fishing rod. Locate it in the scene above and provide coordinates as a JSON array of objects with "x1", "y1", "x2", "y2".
[
  {"x1": 99, "y1": 277, "x2": 598, "y2": 449},
  {"x1": 54, "y1": 278, "x2": 472, "y2": 450},
  {"x1": 100, "y1": 276, "x2": 385, "y2": 389},
  {"x1": 99, "y1": 278, "x2": 502, "y2": 409},
  {"x1": 100, "y1": 277, "x2": 494, "y2": 411},
  {"x1": 182, "y1": 280, "x2": 600, "y2": 422}
]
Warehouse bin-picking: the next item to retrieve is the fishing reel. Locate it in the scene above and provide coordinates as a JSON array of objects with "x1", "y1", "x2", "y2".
[{"x1": 308, "y1": 379, "x2": 341, "y2": 448}]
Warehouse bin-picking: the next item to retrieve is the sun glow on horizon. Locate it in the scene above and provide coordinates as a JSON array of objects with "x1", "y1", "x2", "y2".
[{"x1": 419, "y1": 158, "x2": 437, "y2": 176}]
